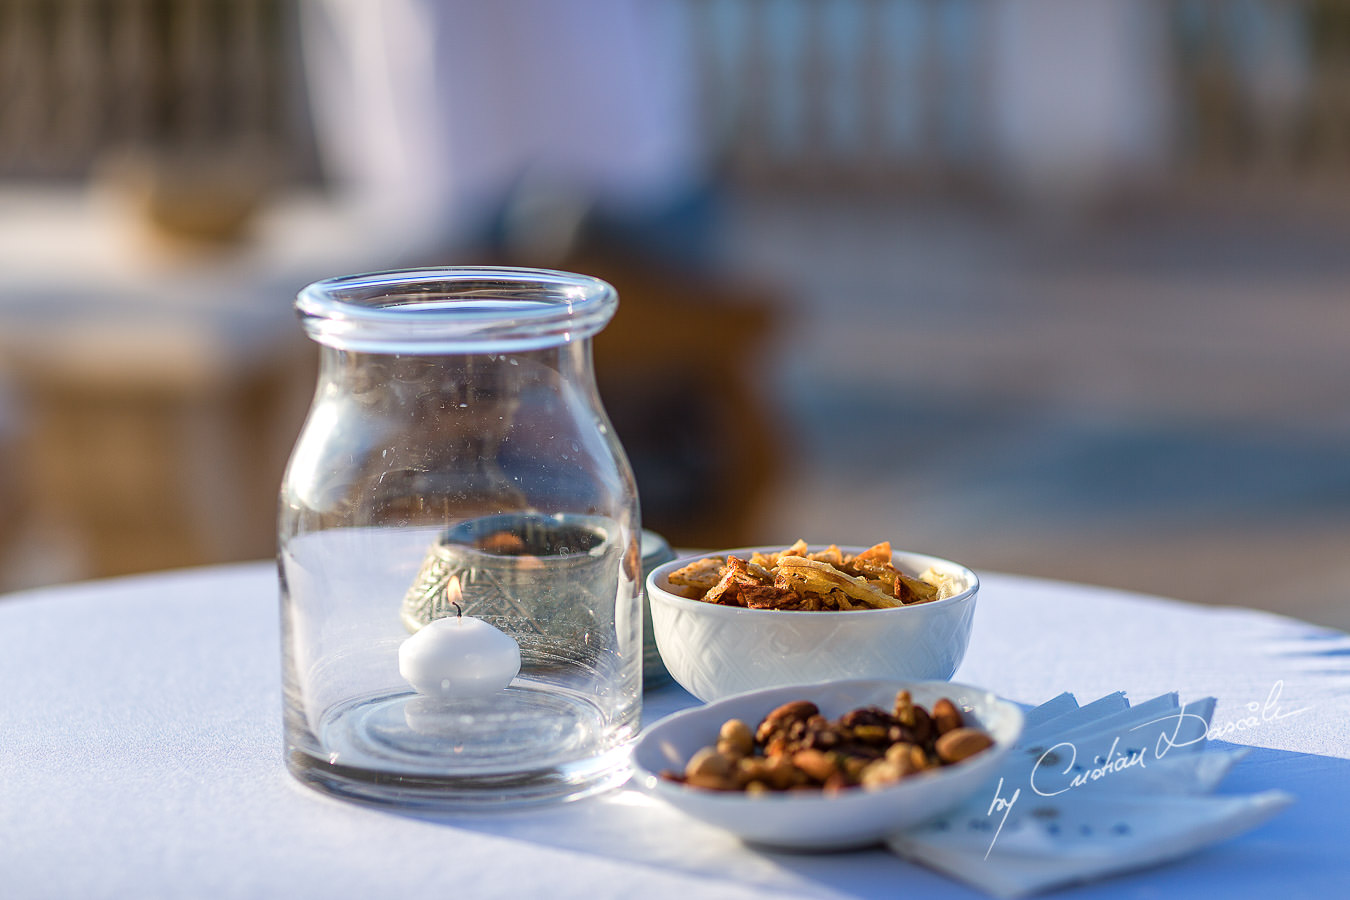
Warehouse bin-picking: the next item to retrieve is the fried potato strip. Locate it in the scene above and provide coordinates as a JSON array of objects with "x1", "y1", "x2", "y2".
[
  {"x1": 773, "y1": 556, "x2": 900, "y2": 609},
  {"x1": 664, "y1": 540, "x2": 957, "y2": 611}
]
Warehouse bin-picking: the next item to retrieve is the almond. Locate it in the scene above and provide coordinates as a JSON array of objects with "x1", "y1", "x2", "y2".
[
  {"x1": 932, "y1": 697, "x2": 964, "y2": 735},
  {"x1": 935, "y1": 727, "x2": 994, "y2": 764}
]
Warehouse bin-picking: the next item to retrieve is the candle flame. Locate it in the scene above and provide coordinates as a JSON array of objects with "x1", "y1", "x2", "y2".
[{"x1": 445, "y1": 575, "x2": 463, "y2": 617}]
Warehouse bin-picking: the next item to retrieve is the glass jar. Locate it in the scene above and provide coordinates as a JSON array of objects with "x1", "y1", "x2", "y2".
[{"x1": 279, "y1": 267, "x2": 642, "y2": 809}]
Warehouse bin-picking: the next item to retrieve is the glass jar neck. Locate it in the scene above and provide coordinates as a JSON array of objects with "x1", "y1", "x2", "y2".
[{"x1": 316, "y1": 341, "x2": 596, "y2": 397}]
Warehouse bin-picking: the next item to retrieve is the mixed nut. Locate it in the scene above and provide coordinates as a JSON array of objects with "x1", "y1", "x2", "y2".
[{"x1": 661, "y1": 690, "x2": 994, "y2": 794}]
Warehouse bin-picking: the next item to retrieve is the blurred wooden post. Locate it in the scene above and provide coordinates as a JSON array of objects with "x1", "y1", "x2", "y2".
[{"x1": 3, "y1": 327, "x2": 315, "y2": 582}]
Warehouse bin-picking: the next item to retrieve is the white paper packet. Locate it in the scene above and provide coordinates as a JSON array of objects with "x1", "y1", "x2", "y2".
[{"x1": 887, "y1": 691, "x2": 1291, "y2": 898}]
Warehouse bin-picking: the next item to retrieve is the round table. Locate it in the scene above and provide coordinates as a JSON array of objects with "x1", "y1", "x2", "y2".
[{"x1": 1, "y1": 562, "x2": 1346, "y2": 898}]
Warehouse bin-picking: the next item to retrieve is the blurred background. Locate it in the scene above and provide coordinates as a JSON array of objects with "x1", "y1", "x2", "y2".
[{"x1": 0, "y1": 0, "x2": 1347, "y2": 629}]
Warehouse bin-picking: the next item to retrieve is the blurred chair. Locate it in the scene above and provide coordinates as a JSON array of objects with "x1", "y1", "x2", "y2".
[{"x1": 580, "y1": 250, "x2": 781, "y2": 551}]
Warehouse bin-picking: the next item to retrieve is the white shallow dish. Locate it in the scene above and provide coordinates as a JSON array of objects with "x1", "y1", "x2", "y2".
[
  {"x1": 631, "y1": 679, "x2": 1023, "y2": 850},
  {"x1": 647, "y1": 547, "x2": 979, "y2": 702}
]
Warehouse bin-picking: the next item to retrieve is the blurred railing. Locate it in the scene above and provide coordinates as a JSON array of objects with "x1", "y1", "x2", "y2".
[
  {"x1": 0, "y1": 0, "x2": 299, "y2": 178},
  {"x1": 0, "y1": 0, "x2": 1346, "y2": 197},
  {"x1": 687, "y1": 0, "x2": 992, "y2": 192},
  {"x1": 690, "y1": 0, "x2": 1350, "y2": 198}
]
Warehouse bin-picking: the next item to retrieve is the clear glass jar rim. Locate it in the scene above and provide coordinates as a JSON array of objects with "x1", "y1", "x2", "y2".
[{"x1": 296, "y1": 266, "x2": 618, "y2": 352}]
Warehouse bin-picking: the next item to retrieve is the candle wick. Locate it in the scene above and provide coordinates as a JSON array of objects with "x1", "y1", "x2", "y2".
[{"x1": 451, "y1": 600, "x2": 462, "y2": 618}]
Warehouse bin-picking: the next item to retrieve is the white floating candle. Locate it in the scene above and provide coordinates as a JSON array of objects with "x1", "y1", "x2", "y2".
[{"x1": 399, "y1": 576, "x2": 521, "y2": 699}]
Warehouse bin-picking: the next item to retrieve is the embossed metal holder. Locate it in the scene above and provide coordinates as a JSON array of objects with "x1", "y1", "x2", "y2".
[
  {"x1": 638, "y1": 530, "x2": 676, "y2": 688},
  {"x1": 401, "y1": 514, "x2": 620, "y2": 660}
]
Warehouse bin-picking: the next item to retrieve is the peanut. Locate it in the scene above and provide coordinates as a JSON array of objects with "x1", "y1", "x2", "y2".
[
  {"x1": 683, "y1": 749, "x2": 739, "y2": 788},
  {"x1": 764, "y1": 754, "x2": 804, "y2": 790},
  {"x1": 718, "y1": 719, "x2": 755, "y2": 757},
  {"x1": 684, "y1": 771, "x2": 736, "y2": 790},
  {"x1": 884, "y1": 741, "x2": 927, "y2": 775},
  {"x1": 860, "y1": 758, "x2": 904, "y2": 787}
]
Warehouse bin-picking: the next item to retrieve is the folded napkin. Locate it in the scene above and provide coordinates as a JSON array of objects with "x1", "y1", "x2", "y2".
[{"x1": 887, "y1": 691, "x2": 1292, "y2": 898}]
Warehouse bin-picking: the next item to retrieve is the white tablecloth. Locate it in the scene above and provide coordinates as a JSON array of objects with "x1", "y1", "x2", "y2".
[{"x1": 1, "y1": 563, "x2": 1346, "y2": 899}]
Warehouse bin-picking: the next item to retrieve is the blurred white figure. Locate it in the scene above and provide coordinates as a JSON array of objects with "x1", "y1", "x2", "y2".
[
  {"x1": 987, "y1": 0, "x2": 1174, "y2": 210},
  {"x1": 300, "y1": 0, "x2": 707, "y2": 261}
]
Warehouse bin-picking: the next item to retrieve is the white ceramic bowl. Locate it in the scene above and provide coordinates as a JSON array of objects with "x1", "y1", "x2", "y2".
[
  {"x1": 631, "y1": 679, "x2": 1023, "y2": 850},
  {"x1": 646, "y1": 547, "x2": 978, "y2": 702}
]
